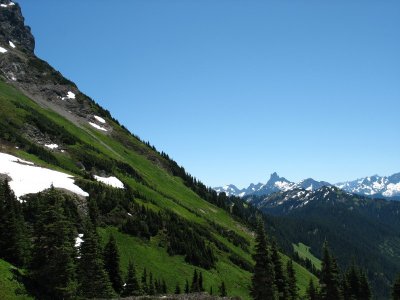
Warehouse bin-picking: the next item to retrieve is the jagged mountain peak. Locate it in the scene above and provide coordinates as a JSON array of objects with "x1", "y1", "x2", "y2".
[{"x1": 0, "y1": 1, "x2": 34, "y2": 54}]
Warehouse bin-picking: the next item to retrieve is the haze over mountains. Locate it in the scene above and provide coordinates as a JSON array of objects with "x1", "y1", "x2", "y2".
[{"x1": 214, "y1": 171, "x2": 400, "y2": 200}]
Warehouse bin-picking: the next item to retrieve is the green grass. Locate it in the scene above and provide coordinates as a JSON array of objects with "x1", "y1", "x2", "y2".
[
  {"x1": 0, "y1": 259, "x2": 32, "y2": 300},
  {"x1": 293, "y1": 243, "x2": 322, "y2": 270},
  {"x1": 0, "y1": 80, "x2": 317, "y2": 298}
]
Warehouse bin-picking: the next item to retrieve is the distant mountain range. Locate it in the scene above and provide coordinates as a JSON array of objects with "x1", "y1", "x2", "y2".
[{"x1": 214, "y1": 171, "x2": 400, "y2": 200}]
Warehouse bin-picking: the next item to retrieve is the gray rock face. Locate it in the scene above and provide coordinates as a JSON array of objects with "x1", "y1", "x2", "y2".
[{"x1": 0, "y1": 0, "x2": 35, "y2": 53}]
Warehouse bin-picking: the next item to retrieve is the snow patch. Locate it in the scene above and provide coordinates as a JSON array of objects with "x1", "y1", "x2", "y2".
[
  {"x1": 0, "y1": 152, "x2": 89, "y2": 199},
  {"x1": 0, "y1": 47, "x2": 8, "y2": 53},
  {"x1": 383, "y1": 183, "x2": 400, "y2": 197},
  {"x1": 75, "y1": 234, "x2": 84, "y2": 248},
  {"x1": 89, "y1": 122, "x2": 107, "y2": 132},
  {"x1": 94, "y1": 175, "x2": 124, "y2": 189},
  {"x1": 8, "y1": 41, "x2": 15, "y2": 48},
  {"x1": 1, "y1": 2, "x2": 15, "y2": 8},
  {"x1": 94, "y1": 115, "x2": 106, "y2": 124},
  {"x1": 45, "y1": 144, "x2": 58, "y2": 149}
]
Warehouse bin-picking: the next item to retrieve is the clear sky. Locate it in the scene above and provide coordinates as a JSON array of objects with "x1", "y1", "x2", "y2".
[{"x1": 17, "y1": 0, "x2": 400, "y2": 188}]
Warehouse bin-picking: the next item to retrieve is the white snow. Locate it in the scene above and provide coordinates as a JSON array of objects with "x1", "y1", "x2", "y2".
[
  {"x1": 383, "y1": 183, "x2": 400, "y2": 197},
  {"x1": 8, "y1": 41, "x2": 15, "y2": 48},
  {"x1": 75, "y1": 234, "x2": 84, "y2": 248},
  {"x1": 94, "y1": 115, "x2": 106, "y2": 124},
  {"x1": 67, "y1": 91, "x2": 75, "y2": 99},
  {"x1": 274, "y1": 181, "x2": 293, "y2": 191},
  {"x1": 0, "y1": 152, "x2": 89, "y2": 199},
  {"x1": 89, "y1": 122, "x2": 108, "y2": 132},
  {"x1": 44, "y1": 144, "x2": 58, "y2": 149},
  {"x1": 94, "y1": 175, "x2": 124, "y2": 189},
  {"x1": 1, "y1": 2, "x2": 15, "y2": 7},
  {"x1": 0, "y1": 47, "x2": 8, "y2": 53}
]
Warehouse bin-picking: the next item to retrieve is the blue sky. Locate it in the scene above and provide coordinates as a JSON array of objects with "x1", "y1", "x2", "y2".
[{"x1": 18, "y1": 0, "x2": 400, "y2": 187}]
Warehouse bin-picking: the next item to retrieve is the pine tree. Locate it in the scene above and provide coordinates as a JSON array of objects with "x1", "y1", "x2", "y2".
[
  {"x1": 287, "y1": 259, "x2": 298, "y2": 300},
  {"x1": 219, "y1": 281, "x2": 227, "y2": 297},
  {"x1": 251, "y1": 219, "x2": 278, "y2": 300},
  {"x1": 88, "y1": 198, "x2": 100, "y2": 227},
  {"x1": 149, "y1": 272, "x2": 155, "y2": 295},
  {"x1": 307, "y1": 279, "x2": 318, "y2": 300},
  {"x1": 162, "y1": 279, "x2": 167, "y2": 294},
  {"x1": 191, "y1": 269, "x2": 200, "y2": 292},
  {"x1": 199, "y1": 271, "x2": 204, "y2": 292},
  {"x1": 28, "y1": 188, "x2": 77, "y2": 299},
  {"x1": 77, "y1": 222, "x2": 113, "y2": 298},
  {"x1": 271, "y1": 242, "x2": 288, "y2": 300},
  {"x1": 104, "y1": 234, "x2": 123, "y2": 294},
  {"x1": 392, "y1": 275, "x2": 400, "y2": 300},
  {"x1": 175, "y1": 283, "x2": 181, "y2": 294},
  {"x1": 359, "y1": 271, "x2": 371, "y2": 300},
  {"x1": 320, "y1": 242, "x2": 341, "y2": 300},
  {"x1": 142, "y1": 267, "x2": 148, "y2": 294},
  {"x1": 210, "y1": 286, "x2": 213, "y2": 295},
  {"x1": 0, "y1": 179, "x2": 30, "y2": 267},
  {"x1": 122, "y1": 260, "x2": 140, "y2": 297},
  {"x1": 185, "y1": 279, "x2": 190, "y2": 294}
]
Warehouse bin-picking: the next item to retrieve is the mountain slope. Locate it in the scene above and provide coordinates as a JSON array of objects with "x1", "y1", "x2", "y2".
[
  {"x1": 248, "y1": 186, "x2": 400, "y2": 298},
  {"x1": 0, "y1": 2, "x2": 316, "y2": 299}
]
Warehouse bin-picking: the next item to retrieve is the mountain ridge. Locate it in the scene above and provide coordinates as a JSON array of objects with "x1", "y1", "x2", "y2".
[{"x1": 214, "y1": 171, "x2": 400, "y2": 200}]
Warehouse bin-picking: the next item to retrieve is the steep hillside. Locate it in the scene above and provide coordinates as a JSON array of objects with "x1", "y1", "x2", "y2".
[
  {"x1": 248, "y1": 186, "x2": 400, "y2": 298},
  {"x1": 0, "y1": 1, "x2": 316, "y2": 299}
]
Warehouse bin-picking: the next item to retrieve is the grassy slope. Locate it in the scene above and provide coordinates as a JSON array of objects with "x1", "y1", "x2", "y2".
[
  {"x1": 0, "y1": 81, "x2": 317, "y2": 299},
  {"x1": 293, "y1": 243, "x2": 322, "y2": 270},
  {"x1": 0, "y1": 259, "x2": 32, "y2": 300}
]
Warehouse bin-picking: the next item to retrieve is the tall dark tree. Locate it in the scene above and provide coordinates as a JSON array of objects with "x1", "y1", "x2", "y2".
[
  {"x1": 141, "y1": 267, "x2": 148, "y2": 294},
  {"x1": 199, "y1": 271, "x2": 204, "y2": 292},
  {"x1": 104, "y1": 234, "x2": 123, "y2": 294},
  {"x1": 358, "y1": 271, "x2": 371, "y2": 300},
  {"x1": 219, "y1": 281, "x2": 227, "y2": 297},
  {"x1": 392, "y1": 275, "x2": 400, "y2": 300},
  {"x1": 306, "y1": 279, "x2": 318, "y2": 300},
  {"x1": 28, "y1": 188, "x2": 77, "y2": 299},
  {"x1": 185, "y1": 279, "x2": 190, "y2": 294},
  {"x1": 286, "y1": 259, "x2": 298, "y2": 300},
  {"x1": 122, "y1": 260, "x2": 140, "y2": 297},
  {"x1": 0, "y1": 179, "x2": 30, "y2": 267},
  {"x1": 251, "y1": 219, "x2": 277, "y2": 300},
  {"x1": 77, "y1": 223, "x2": 113, "y2": 298},
  {"x1": 320, "y1": 242, "x2": 341, "y2": 300},
  {"x1": 271, "y1": 242, "x2": 288, "y2": 300},
  {"x1": 191, "y1": 269, "x2": 200, "y2": 292},
  {"x1": 162, "y1": 279, "x2": 167, "y2": 294},
  {"x1": 175, "y1": 283, "x2": 181, "y2": 294},
  {"x1": 148, "y1": 272, "x2": 155, "y2": 295}
]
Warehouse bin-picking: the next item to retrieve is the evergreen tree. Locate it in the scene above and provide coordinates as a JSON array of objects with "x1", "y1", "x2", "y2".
[
  {"x1": 199, "y1": 271, "x2": 204, "y2": 292},
  {"x1": 191, "y1": 269, "x2": 200, "y2": 292},
  {"x1": 141, "y1": 268, "x2": 148, "y2": 294},
  {"x1": 0, "y1": 179, "x2": 30, "y2": 267},
  {"x1": 320, "y1": 242, "x2": 341, "y2": 300},
  {"x1": 271, "y1": 241, "x2": 288, "y2": 300},
  {"x1": 122, "y1": 260, "x2": 140, "y2": 297},
  {"x1": 185, "y1": 279, "x2": 190, "y2": 294},
  {"x1": 77, "y1": 223, "x2": 113, "y2": 298},
  {"x1": 287, "y1": 259, "x2": 298, "y2": 300},
  {"x1": 359, "y1": 271, "x2": 371, "y2": 300},
  {"x1": 251, "y1": 219, "x2": 277, "y2": 300},
  {"x1": 219, "y1": 281, "x2": 227, "y2": 297},
  {"x1": 210, "y1": 286, "x2": 213, "y2": 295},
  {"x1": 162, "y1": 279, "x2": 167, "y2": 293},
  {"x1": 148, "y1": 272, "x2": 155, "y2": 295},
  {"x1": 392, "y1": 275, "x2": 400, "y2": 300},
  {"x1": 104, "y1": 234, "x2": 123, "y2": 294},
  {"x1": 175, "y1": 283, "x2": 181, "y2": 294},
  {"x1": 88, "y1": 198, "x2": 99, "y2": 227},
  {"x1": 307, "y1": 279, "x2": 318, "y2": 300},
  {"x1": 28, "y1": 188, "x2": 77, "y2": 299}
]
